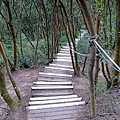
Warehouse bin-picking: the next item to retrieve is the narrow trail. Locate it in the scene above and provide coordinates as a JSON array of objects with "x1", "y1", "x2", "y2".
[{"x1": 27, "y1": 43, "x2": 86, "y2": 120}]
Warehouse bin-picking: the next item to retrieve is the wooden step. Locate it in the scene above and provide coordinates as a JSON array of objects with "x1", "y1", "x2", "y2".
[
  {"x1": 28, "y1": 109, "x2": 80, "y2": 119},
  {"x1": 29, "y1": 97, "x2": 82, "y2": 105},
  {"x1": 33, "y1": 81, "x2": 72, "y2": 85},
  {"x1": 49, "y1": 64, "x2": 73, "y2": 68},
  {"x1": 52, "y1": 61, "x2": 72, "y2": 66},
  {"x1": 28, "y1": 105, "x2": 83, "y2": 113},
  {"x1": 45, "y1": 66, "x2": 74, "y2": 71},
  {"x1": 28, "y1": 114, "x2": 77, "y2": 120},
  {"x1": 62, "y1": 46, "x2": 70, "y2": 49},
  {"x1": 61, "y1": 47, "x2": 70, "y2": 49},
  {"x1": 38, "y1": 77, "x2": 71, "y2": 82},
  {"x1": 53, "y1": 59, "x2": 72, "y2": 62},
  {"x1": 60, "y1": 50, "x2": 70, "y2": 53},
  {"x1": 57, "y1": 53, "x2": 71, "y2": 56},
  {"x1": 56, "y1": 56, "x2": 71, "y2": 59},
  {"x1": 32, "y1": 92, "x2": 73, "y2": 97},
  {"x1": 31, "y1": 86, "x2": 73, "y2": 90},
  {"x1": 39, "y1": 72, "x2": 72, "y2": 78},
  {"x1": 30, "y1": 95, "x2": 78, "y2": 101},
  {"x1": 27, "y1": 101, "x2": 86, "y2": 110}
]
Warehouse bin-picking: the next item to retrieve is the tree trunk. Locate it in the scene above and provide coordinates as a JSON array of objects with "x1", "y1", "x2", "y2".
[
  {"x1": 3, "y1": 0, "x2": 18, "y2": 69},
  {"x1": 112, "y1": 0, "x2": 120, "y2": 86},
  {"x1": 95, "y1": 11, "x2": 100, "y2": 86},
  {"x1": 59, "y1": 0, "x2": 81, "y2": 76},
  {"x1": 0, "y1": 65, "x2": 18, "y2": 111},
  {"x1": 41, "y1": 0, "x2": 50, "y2": 59},
  {"x1": 59, "y1": 5, "x2": 76, "y2": 74},
  {"x1": 0, "y1": 42, "x2": 23, "y2": 105},
  {"x1": 77, "y1": 0, "x2": 96, "y2": 117},
  {"x1": 34, "y1": 4, "x2": 41, "y2": 66},
  {"x1": 70, "y1": 0, "x2": 81, "y2": 77}
]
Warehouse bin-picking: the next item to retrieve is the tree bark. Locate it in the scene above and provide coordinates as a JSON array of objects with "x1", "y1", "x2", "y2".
[
  {"x1": 59, "y1": 0, "x2": 81, "y2": 76},
  {"x1": 59, "y1": 5, "x2": 76, "y2": 72},
  {"x1": 3, "y1": 0, "x2": 18, "y2": 69},
  {"x1": 112, "y1": 0, "x2": 120, "y2": 86},
  {"x1": 0, "y1": 42, "x2": 23, "y2": 104},
  {"x1": 0, "y1": 65, "x2": 18, "y2": 111},
  {"x1": 34, "y1": 2, "x2": 41, "y2": 66},
  {"x1": 41, "y1": 0, "x2": 50, "y2": 60},
  {"x1": 76, "y1": 0, "x2": 96, "y2": 117},
  {"x1": 95, "y1": 10, "x2": 100, "y2": 86}
]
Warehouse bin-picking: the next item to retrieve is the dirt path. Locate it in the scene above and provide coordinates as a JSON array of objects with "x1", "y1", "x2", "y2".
[
  {"x1": 0, "y1": 67, "x2": 44, "y2": 120},
  {"x1": 0, "y1": 67, "x2": 120, "y2": 120}
]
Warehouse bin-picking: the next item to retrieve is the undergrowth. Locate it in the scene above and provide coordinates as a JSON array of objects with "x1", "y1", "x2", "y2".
[{"x1": 0, "y1": 33, "x2": 68, "y2": 68}]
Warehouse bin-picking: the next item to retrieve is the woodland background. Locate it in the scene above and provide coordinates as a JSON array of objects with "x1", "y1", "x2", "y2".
[{"x1": 0, "y1": 0, "x2": 120, "y2": 119}]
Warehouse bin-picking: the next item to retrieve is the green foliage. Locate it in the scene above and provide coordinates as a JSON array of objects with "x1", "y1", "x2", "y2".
[
  {"x1": 109, "y1": 97, "x2": 115, "y2": 105},
  {"x1": 18, "y1": 56, "x2": 32, "y2": 68},
  {"x1": 106, "y1": 97, "x2": 116, "y2": 113},
  {"x1": 95, "y1": 79, "x2": 106, "y2": 97},
  {"x1": 37, "y1": 40, "x2": 50, "y2": 64},
  {"x1": 59, "y1": 33, "x2": 68, "y2": 46},
  {"x1": 18, "y1": 40, "x2": 50, "y2": 68},
  {"x1": 77, "y1": 32, "x2": 89, "y2": 54},
  {"x1": 0, "y1": 0, "x2": 117, "y2": 69},
  {"x1": 0, "y1": 55, "x2": 4, "y2": 67}
]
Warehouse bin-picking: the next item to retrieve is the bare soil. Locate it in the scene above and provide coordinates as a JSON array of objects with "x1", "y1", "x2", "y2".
[{"x1": 0, "y1": 66, "x2": 120, "y2": 120}]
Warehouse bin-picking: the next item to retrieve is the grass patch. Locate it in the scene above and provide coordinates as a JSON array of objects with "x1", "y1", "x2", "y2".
[{"x1": 95, "y1": 79, "x2": 106, "y2": 97}]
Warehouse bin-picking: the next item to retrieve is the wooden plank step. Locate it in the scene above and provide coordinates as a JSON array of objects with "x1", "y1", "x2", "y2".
[
  {"x1": 60, "y1": 51, "x2": 70, "y2": 53},
  {"x1": 39, "y1": 72, "x2": 72, "y2": 78},
  {"x1": 52, "y1": 61, "x2": 72, "y2": 66},
  {"x1": 56, "y1": 56, "x2": 71, "y2": 59},
  {"x1": 38, "y1": 77, "x2": 71, "y2": 82},
  {"x1": 33, "y1": 81, "x2": 72, "y2": 85},
  {"x1": 53, "y1": 59, "x2": 72, "y2": 62},
  {"x1": 28, "y1": 109, "x2": 80, "y2": 118},
  {"x1": 59, "y1": 50, "x2": 70, "y2": 54},
  {"x1": 49, "y1": 64, "x2": 73, "y2": 68},
  {"x1": 60, "y1": 50, "x2": 70, "y2": 53},
  {"x1": 28, "y1": 117, "x2": 77, "y2": 120},
  {"x1": 59, "y1": 48, "x2": 70, "y2": 51},
  {"x1": 59, "y1": 52, "x2": 74, "y2": 55},
  {"x1": 27, "y1": 101, "x2": 86, "y2": 110},
  {"x1": 57, "y1": 53, "x2": 71, "y2": 56},
  {"x1": 32, "y1": 92, "x2": 73, "y2": 97},
  {"x1": 28, "y1": 105, "x2": 83, "y2": 113},
  {"x1": 45, "y1": 66, "x2": 74, "y2": 71},
  {"x1": 31, "y1": 86, "x2": 73, "y2": 90},
  {"x1": 29, "y1": 97, "x2": 82, "y2": 105},
  {"x1": 32, "y1": 89, "x2": 73, "y2": 95},
  {"x1": 62, "y1": 46, "x2": 70, "y2": 49},
  {"x1": 59, "y1": 50, "x2": 73, "y2": 53},
  {"x1": 30, "y1": 95, "x2": 78, "y2": 101},
  {"x1": 61, "y1": 118, "x2": 76, "y2": 120},
  {"x1": 61, "y1": 47, "x2": 70, "y2": 49},
  {"x1": 28, "y1": 114, "x2": 77, "y2": 120}
]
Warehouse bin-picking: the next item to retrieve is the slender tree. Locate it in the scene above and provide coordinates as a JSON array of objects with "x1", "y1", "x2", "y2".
[
  {"x1": 112, "y1": 0, "x2": 120, "y2": 86},
  {"x1": 76, "y1": 0, "x2": 97, "y2": 117},
  {"x1": 0, "y1": 41, "x2": 23, "y2": 104},
  {"x1": 41, "y1": 0, "x2": 50, "y2": 60},
  {"x1": 94, "y1": 2, "x2": 100, "y2": 86},
  {"x1": 59, "y1": 0, "x2": 81, "y2": 76},
  {"x1": 1, "y1": 0, "x2": 18, "y2": 70},
  {"x1": 59, "y1": 4, "x2": 76, "y2": 74},
  {"x1": 0, "y1": 64, "x2": 18, "y2": 111}
]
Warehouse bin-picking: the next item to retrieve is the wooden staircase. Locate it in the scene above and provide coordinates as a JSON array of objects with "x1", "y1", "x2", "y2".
[{"x1": 27, "y1": 44, "x2": 85, "y2": 120}]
